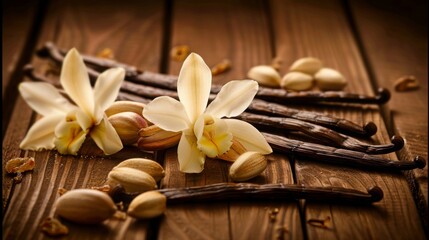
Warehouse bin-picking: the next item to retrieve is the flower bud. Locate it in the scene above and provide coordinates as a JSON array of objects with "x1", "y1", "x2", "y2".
[{"x1": 108, "y1": 112, "x2": 148, "y2": 145}]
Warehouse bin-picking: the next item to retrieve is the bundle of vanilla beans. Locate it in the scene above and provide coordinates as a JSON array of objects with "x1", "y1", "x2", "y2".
[{"x1": 24, "y1": 42, "x2": 425, "y2": 173}]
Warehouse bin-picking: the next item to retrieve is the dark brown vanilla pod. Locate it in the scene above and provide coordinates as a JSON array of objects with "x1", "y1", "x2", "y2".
[
  {"x1": 248, "y1": 99, "x2": 377, "y2": 137},
  {"x1": 37, "y1": 42, "x2": 390, "y2": 105},
  {"x1": 238, "y1": 112, "x2": 403, "y2": 154},
  {"x1": 109, "y1": 183, "x2": 383, "y2": 204},
  {"x1": 263, "y1": 133, "x2": 426, "y2": 171}
]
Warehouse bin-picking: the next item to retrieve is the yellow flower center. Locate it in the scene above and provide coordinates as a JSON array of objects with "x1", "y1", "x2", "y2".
[{"x1": 195, "y1": 115, "x2": 232, "y2": 158}]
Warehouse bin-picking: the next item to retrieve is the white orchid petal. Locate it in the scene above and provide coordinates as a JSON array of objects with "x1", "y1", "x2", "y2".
[
  {"x1": 75, "y1": 109, "x2": 93, "y2": 130},
  {"x1": 90, "y1": 116, "x2": 123, "y2": 155},
  {"x1": 206, "y1": 80, "x2": 258, "y2": 118},
  {"x1": 224, "y1": 119, "x2": 272, "y2": 154},
  {"x1": 19, "y1": 82, "x2": 74, "y2": 116},
  {"x1": 54, "y1": 120, "x2": 87, "y2": 155},
  {"x1": 177, "y1": 53, "x2": 212, "y2": 122},
  {"x1": 19, "y1": 114, "x2": 65, "y2": 150},
  {"x1": 60, "y1": 48, "x2": 94, "y2": 117},
  {"x1": 93, "y1": 68, "x2": 125, "y2": 122},
  {"x1": 143, "y1": 96, "x2": 190, "y2": 132},
  {"x1": 177, "y1": 131, "x2": 206, "y2": 173}
]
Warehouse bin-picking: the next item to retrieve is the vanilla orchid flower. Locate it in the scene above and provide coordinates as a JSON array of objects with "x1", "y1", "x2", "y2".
[
  {"x1": 143, "y1": 53, "x2": 272, "y2": 173},
  {"x1": 19, "y1": 48, "x2": 125, "y2": 155}
]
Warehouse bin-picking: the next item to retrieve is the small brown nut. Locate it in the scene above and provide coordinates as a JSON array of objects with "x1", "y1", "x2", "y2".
[
  {"x1": 105, "y1": 101, "x2": 146, "y2": 117},
  {"x1": 5, "y1": 157, "x2": 35, "y2": 173},
  {"x1": 108, "y1": 112, "x2": 148, "y2": 145},
  {"x1": 108, "y1": 167, "x2": 158, "y2": 193},
  {"x1": 55, "y1": 189, "x2": 117, "y2": 224},
  {"x1": 171, "y1": 45, "x2": 190, "y2": 61},
  {"x1": 247, "y1": 65, "x2": 281, "y2": 87},
  {"x1": 114, "y1": 158, "x2": 165, "y2": 182},
  {"x1": 40, "y1": 217, "x2": 69, "y2": 237},
  {"x1": 229, "y1": 151, "x2": 268, "y2": 182},
  {"x1": 314, "y1": 68, "x2": 347, "y2": 91},
  {"x1": 289, "y1": 57, "x2": 323, "y2": 75},
  {"x1": 211, "y1": 59, "x2": 231, "y2": 76},
  {"x1": 128, "y1": 191, "x2": 167, "y2": 219},
  {"x1": 281, "y1": 72, "x2": 314, "y2": 91},
  {"x1": 394, "y1": 75, "x2": 419, "y2": 92}
]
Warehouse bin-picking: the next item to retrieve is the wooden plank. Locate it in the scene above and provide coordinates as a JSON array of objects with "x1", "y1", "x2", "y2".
[
  {"x1": 269, "y1": 0, "x2": 426, "y2": 239},
  {"x1": 2, "y1": 0, "x2": 42, "y2": 138},
  {"x1": 158, "y1": 1, "x2": 303, "y2": 239},
  {"x1": 2, "y1": 0, "x2": 165, "y2": 239},
  {"x1": 348, "y1": 0, "x2": 428, "y2": 226}
]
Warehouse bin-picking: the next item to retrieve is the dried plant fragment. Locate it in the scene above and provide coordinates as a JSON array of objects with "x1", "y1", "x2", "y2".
[
  {"x1": 211, "y1": 59, "x2": 231, "y2": 76},
  {"x1": 170, "y1": 45, "x2": 190, "y2": 61},
  {"x1": 58, "y1": 187, "x2": 68, "y2": 196},
  {"x1": 40, "y1": 217, "x2": 69, "y2": 237},
  {"x1": 97, "y1": 48, "x2": 114, "y2": 59},
  {"x1": 5, "y1": 157, "x2": 35, "y2": 173},
  {"x1": 307, "y1": 216, "x2": 331, "y2": 229},
  {"x1": 275, "y1": 225, "x2": 289, "y2": 240},
  {"x1": 91, "y1": 185, "x2": 111, "y2": 194},
  {"x1": 113, "y1": 210, "x2": 127, "y2": 220},
  {"x1": 394, "y1": 75, "x2": 419, "y2": 92}
]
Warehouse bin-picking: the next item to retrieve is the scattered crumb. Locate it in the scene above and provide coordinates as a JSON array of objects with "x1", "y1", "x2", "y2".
[
  {"x1": 6, "y1": 157, "x2": 35, "y2": 173},
  {"x1": 113, "y1": 210, "x2": 127, "y2": 221},
  {"x1": 394, "y1": 75, "x2": 419, "y2": 92},
  {"x1": 97, "y1": 48, "x2": 114, "y2": 59},
  {"x1": 211, "y1": 59, "x2": 231, "y2": 76},
  {"x1": 40, "y1": 217, "x2": 69, "y2": 237},
  {"x1": 307, "y1": 216, "x2": 331, "y2": 229},
  {"x1": 58, "y1": 188, "x2": 68, "y2": 196},
  {"x1": 268, "y1": 207, "x2": 280, "y2": 223},
  {"x1": 92, "y1": 184, "x2": 111, "y2": 194},
  {"x1": 170, "y1": 45, "x2": 190, "y2": 61}
]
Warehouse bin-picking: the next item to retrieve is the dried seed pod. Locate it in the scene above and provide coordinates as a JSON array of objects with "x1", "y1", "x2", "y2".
[
  {"x1": 108, "y1": 112, "x2": 148, "y2": 145},
  {"x1": 289, "y1": 57, "x2": 323, "y2": 75},
  {"x1": 40, "y1": 217, "x2": 69, "y2": 237},
  {"x1": 314, "y1": 68, "x2": 347, "y2": 91},
  {"x1": 105, "y1": 101, "x2": 146, "y2": 117},
  {"x1": 229, "y1": 151, "x2": 268, "y2": 182},
  {"x1": 5, "y1": 157, "x2": 35, "y2": 173},
  {"x1": 281, "y1": 72, "x2": 314, "y2": 91},
  {"x1": 247, "y1": 65, "x2": 281, "y2": 87},
  {"x1": 108, "y1": 167, "x2": 157, "y2": 193},
  {"x1": 114, "y1": 158, "x2": 165, "y2": 181},
  {"x1": 137, "y1": 125, "x2": 181, "y2": 151},
  {"x1": 55, "y1": 189, "x2": 117, "y2": 224},
  {"x1": 127, "y1": 191, "x2": 167, "y2": 219}
]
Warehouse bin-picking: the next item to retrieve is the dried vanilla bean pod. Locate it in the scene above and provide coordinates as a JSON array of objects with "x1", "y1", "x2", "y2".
[
  {"x1": 238, "y1": 112, "x2": 403, "y2": 154},
  {"x1": 37, "y1": 42, "x2": 390, "y2": 105},
  {"x1": 263, "y1": 133, "x2": 426, "y2": 171},
  {"x1": 110, "y1": 183, "x2": 383, "y2": 204},
  {"x1": 249, "y1": 99, "x2": 377, "y2": 137}
]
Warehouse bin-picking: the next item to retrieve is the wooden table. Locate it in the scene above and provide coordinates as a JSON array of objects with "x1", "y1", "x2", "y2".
[{"x1": 3, "y1": 0, "x2": 427, "y2": 239}]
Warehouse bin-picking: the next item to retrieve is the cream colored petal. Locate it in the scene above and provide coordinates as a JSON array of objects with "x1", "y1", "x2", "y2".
[
  {"x1": 19, "y1": 82, "x2": 74, "y2": 116},
  {"x1": 177, "y1": 53, "x2": 212, "y2": 122},
  {"x1": 206, "y1": 80, "x2": 258, "y2": 118},
  {"x1": 90, "y1": 116, "x2": 123, "y2": 155},
  {"x1": 177, "y1": 131, "x2": 206, "y2": 173},
  {"x1": 20, "y1": 114, "x2": 65, "y2": 150},
  {"x1": 60, "y1": 48, "x2": 94, "y2": 116},
  {"x1": 93, "y1": 68, "x2": 125, "y2": 122},
  {"x1": 143, "y1": 96, "x2": 190, "y2": 132},
  {"x1": 194, "y1": 115, "x2": 232, "y2": 158},
  {"x1": 54, "y1": 120, "x2": 87, "y2": 155},
  {"x1": 224, "y1": 119, "x2": 272, "y2": 154},
  {"x1": 72, "y1": 109, "x2": 93, "y2": 131}
]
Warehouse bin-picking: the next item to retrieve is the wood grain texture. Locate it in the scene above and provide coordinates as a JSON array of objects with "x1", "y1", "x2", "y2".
[
  {"x1": 2, "y1": 0, "x2": 164, "y2": 239},
  {"x1": 159, "y1": 1, "x2": 302, "y2": 239},
  {"x1": 269, "y1": 0, "x2": 426, "y2": 239},
  {"x1": 349, "y1": 0, "x2": 428, "y2": 225}
]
